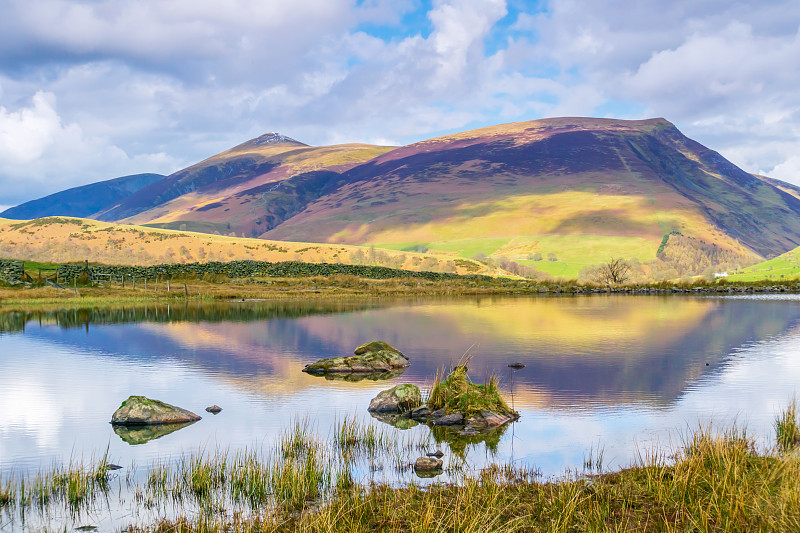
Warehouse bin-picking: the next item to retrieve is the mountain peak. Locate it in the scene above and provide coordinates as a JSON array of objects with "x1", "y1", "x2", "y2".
[{"x1": 251, "y1": 132, "x2": 304, "y2": 146}]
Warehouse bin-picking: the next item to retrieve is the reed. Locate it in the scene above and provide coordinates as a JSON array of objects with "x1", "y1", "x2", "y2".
[
  {"x1": 10, "y1": 413, "x2": 800, "y2": 531},
  {"x1": 776, "y1": 397, "x2": 800, "y2": 453}
]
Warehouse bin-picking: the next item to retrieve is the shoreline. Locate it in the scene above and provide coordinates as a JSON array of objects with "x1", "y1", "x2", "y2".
[{"x1": 1, "y1": 276, "x2": 799, "y2": 311}]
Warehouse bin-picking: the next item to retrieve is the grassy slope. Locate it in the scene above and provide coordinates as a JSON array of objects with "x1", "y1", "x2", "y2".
[
  {"x1": 0, "y1": 217, "x2": 490, "y2": 276},
  {"x1": 727, "y1": 247, "x2": 800, "y2": 281},
  {"x1": 377, "y1": 234, "x2": 658, "y2": 278}
]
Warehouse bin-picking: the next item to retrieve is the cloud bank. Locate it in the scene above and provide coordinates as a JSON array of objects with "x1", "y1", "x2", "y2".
[{"x1": 1, "y1": 0, "x2": 799, "y2": 206}]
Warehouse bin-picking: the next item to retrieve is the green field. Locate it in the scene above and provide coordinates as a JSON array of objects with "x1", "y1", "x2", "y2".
[
  {"x1": 727, "y1": 251, "x2": 800, "y2": 282},
  {"x1": 376, "y1": 234, "x2": 659, "y2": 279}
]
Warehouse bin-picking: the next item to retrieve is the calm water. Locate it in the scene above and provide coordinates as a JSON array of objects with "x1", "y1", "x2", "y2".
[{"x1": 2, "y1": 294, "x2": 800, "y2": 483}]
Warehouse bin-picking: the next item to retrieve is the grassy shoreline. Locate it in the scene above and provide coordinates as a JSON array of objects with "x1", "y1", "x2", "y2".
[
  {"x1": 2, "y1": 273, "x2": 800, "y2": 311},
  {"x1": 2, "y1": 416, "x2": 800, "y2": 532}
]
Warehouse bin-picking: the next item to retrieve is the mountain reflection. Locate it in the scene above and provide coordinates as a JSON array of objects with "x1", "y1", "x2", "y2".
[{"x1": 4, "y1": 296, "x2": 800, "y2": 409}]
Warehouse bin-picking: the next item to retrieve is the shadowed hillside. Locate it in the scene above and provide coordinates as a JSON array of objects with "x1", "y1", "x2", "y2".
[{"x1": 97, "y1": 133, "x2": 395, "y2": 238}]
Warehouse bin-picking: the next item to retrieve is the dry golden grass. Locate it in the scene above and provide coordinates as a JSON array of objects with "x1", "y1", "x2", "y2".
[{"x1": 0, "y1": 217, "x2": 491, "y2": 275}]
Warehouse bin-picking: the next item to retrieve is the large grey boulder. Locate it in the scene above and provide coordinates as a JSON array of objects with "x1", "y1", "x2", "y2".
[
  {"x1": 368, "y1": 384, "x2": 422, "y2": 413},
  {"x1": 111, "y1": 396, "x2": 201, "y2": 426},
  {"x1": 302, "y1": 341, "x2": 409, "y2": 374}
]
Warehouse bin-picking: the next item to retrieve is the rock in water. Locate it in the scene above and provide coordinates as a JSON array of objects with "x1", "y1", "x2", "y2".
[
  {"x1": 205, "y1": 405, "x2": 223, "y2": 414},
  {"x1": 368, "y1": 384, "x2": 422, "y2": 413},
  {"x1": 303, "y1": 340, "x2": 409, "y2": 374},
  {"x1": 111, "y1": 396, "x2": 201, "y2": 426},
  {"x1": 414, "y1": 457, "x2": 443, "y2": 471}
]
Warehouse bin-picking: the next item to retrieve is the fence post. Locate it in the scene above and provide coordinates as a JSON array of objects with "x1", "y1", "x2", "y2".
[{"x1": 184, "y1": 282, "x2": 188, "y2": 297}]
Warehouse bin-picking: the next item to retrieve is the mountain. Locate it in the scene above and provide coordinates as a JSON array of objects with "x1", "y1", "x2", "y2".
[
  {"x1": 0, "y1": 173, "x2": 164, "y2": 220},
  {"x1": 258, "y1": 118, "x2": 800, "y2": 275},
  {"x1": 97, "y1": 133, "x2": 395, "y2": 238},
  {"x1": 12, "y1": 118, "x2": 800, "y2": 279}
]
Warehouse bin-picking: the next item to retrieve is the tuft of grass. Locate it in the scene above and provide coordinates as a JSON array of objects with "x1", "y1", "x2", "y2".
[
  {"x1": 426, "y1": 361, "x2": 516, "y2": 418},
  {"x1": 776, "y1": 398, "x2": 800, "y2": 453}
]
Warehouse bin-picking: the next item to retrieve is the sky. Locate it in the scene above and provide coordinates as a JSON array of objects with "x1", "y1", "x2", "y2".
[{"x1": 0, "y1": 0, "x2": 799, "y2": 210}]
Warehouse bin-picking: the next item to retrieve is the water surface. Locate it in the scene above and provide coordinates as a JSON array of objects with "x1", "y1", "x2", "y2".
[{"x1": 2, "y1": 294, "x2": 800, "y2": 481}]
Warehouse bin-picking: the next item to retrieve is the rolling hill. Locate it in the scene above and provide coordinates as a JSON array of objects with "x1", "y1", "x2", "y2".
[
  {"x1": 0, "y1": 173, "x2": 164, "y2": 220},
  {"x1": 727, "y1": 245, "x2": 800, "y2": 282},
  {"x1": 0, "y1": 217, "x2": 490, "y2": 275}
]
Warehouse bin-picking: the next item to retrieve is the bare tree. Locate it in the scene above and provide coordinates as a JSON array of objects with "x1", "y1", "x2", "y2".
[{"x1": 595, "y1": 257, "x2": 631, "y2": 285}]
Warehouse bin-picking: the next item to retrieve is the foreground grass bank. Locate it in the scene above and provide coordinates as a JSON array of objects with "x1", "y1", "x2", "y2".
[{"x1": 3, "y1": 413, "x2": 800, "y2": 532}]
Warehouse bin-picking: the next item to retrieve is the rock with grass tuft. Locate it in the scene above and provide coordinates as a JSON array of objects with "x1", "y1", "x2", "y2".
[
  {"x1": 419, "y1": 365, "x2": 519, "y2": 432},
  {"x1": 303, "y1": 340, "x2": 409, "y2": 374},
  {"x1": 111, "y1": 396, "x2": 201, "y2": 426}
]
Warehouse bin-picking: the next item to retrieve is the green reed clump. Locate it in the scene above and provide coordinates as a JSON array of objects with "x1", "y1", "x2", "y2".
[
  {"x1": 279, "y1": 418, "x2": 317, "y2": 460},
  {"x1": 0, "y1": 475, "x2": 13, "y2": 508},
  {"x1": 270, "y1": 442, "x2": 330, "y2": 510},
  {"x1": 228, "y1": 450, "x2": 272, "y2": 508},
  {"x1": 333, "y1": 416, "x2": 390, "y2": 457},
  {"x1": 776, "y1": 398, "x2": 800, "y2": 453},
  {"x1": 427, "y1": 364, "x2": 515, "y2": 418}
]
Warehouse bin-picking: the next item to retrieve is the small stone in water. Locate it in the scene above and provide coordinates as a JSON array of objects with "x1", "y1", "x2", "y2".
[
  {"x1": 206, "y1": 405, "x2": 223, "y2": 414},
  {"x1": 414, "y1": 457, "x2": 443, "y2": 471},
  {"x1": 426, "y1": 450, "x2": 444, "y2": 458},
  {"x1": 107, "y1": 464, "x2": 123, "y2": 470},
  {"x1": 508, "y1": 362, "x2": 525, "y2": 369}
]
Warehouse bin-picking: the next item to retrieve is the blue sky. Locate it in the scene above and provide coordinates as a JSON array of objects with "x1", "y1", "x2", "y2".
[{"x1": 0, "y1": 0, "x2": 799, "y2": 209}]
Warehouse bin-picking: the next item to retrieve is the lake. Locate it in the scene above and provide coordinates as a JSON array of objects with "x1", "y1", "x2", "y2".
[{"x1": 2, "y1": 294, "x2": 800, "y2": 493}]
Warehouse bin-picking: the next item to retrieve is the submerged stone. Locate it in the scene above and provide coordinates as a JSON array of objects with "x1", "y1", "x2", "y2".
[
  {"x1": 368, "y1": 384, "x2": 422, "y2": 413},
  {"x1": 302, "y1": 340, "x2": 409, "y2": 374},
  {"x1": 111, "y1": 396, "x2": 201, "y2": 426}
]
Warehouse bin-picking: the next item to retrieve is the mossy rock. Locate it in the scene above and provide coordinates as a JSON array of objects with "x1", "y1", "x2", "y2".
[
  {"x1": 111, "y1": 395, "x2": 201, "y2": 426},
  {"x1": 303, "y1": 340, "x2": 409, "y2": 374},
  {"x1": 368, "y1": 383, "x2": 422, "y2": 413}
]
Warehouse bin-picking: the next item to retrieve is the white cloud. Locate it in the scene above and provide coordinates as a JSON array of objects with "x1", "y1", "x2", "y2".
[
  {"x1": 0, "y1": 89, "x2": 182, "y2": 202},
  {"x1": 0, "y1": 92, "x2": 62, "y2": 164},
  {"x1": 2, "y1": 0, "x2": 800, "y2": 205},
  {"x1": 769, "y1": 156, "x2": 800, "y2": 184}
]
